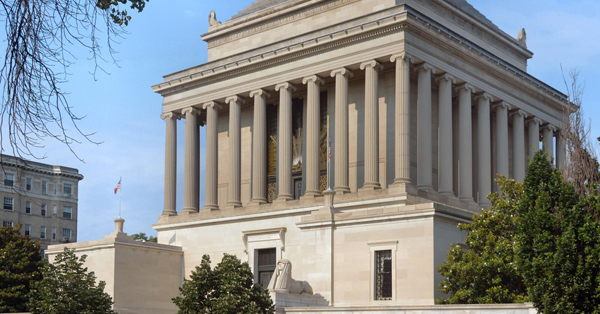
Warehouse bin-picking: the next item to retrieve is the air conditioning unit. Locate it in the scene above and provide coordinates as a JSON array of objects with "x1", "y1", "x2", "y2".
[{"x1": 62, "y1": 237, "x2": 71, "y2": 243}]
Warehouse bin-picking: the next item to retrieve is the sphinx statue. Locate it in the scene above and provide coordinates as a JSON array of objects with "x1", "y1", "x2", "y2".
[
  {"x1": 267, "y1": 259, "x2": 313, "y2": 295},
  {"x1": 208, "y1": 10, "x2": 221, "y2": 28}
]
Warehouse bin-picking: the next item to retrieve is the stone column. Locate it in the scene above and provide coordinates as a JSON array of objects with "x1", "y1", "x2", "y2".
[
  {"x1": 331, "y1": 68, "x2": 353, "y2": 194},
  {"x1": 476, "y1": 93, "x2": 493, "y2": 208},
  {"x1": 527, "y1": 117, "x2": 542, "y2": 161},
  {"x1": 416, "y1": 63, "x2": 436, "y2": 190},
  {"x1": 275, "y1": 82, "x2": 296, "y2": 201},
  {"x1": 182, "y1": 107, "x2": 199, "y2": 213},
  {"x1": 360, "y1": 60, "x2": 383, "y2": 190},
  {"x1": 203, "y1": 102, "x2": 221, "y2": 211},
  {"x1": 435, "y1": 73, "x2": 455, "y2": 196},
  {"x1": 250, "y1": 89, "x2": 270, "y2": 204},
  {"x1": 512, "y1": 110, "x2": 527, "y2": 182},
  {"x1": 226, "y1": 95, "x2": 245, "y2": 208},
  {"x1": 303, "y1": 75, "x2": 325, "y2": 197},
  {"x1": 542, "y1": 124, "x2": 556, "y2": 163},
  {"x1": 457, "y1": 83, "x2": 475, "y2": 202},
  {"x1": 494, "y1": 101, "x2": 510, "y2": 179},
  {"x1": 161, "y1": 112, "x2": 179, "y2": 216},
  {"x1": 556, "y1": 131, "x2": 566, "y2": 169},
  {"x1": 390, "y1": 53, "x2": 414, "y2": 185}
]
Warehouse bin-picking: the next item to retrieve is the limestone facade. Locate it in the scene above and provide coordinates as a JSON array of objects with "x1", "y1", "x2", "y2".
[{"x1": 151, "y1": 0, "x2": 568, "y2": 310}]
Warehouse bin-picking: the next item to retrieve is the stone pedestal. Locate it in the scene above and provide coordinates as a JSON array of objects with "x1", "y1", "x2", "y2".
[{"x1": 271, "y1": 291, "x2": 329, "y2": 312}]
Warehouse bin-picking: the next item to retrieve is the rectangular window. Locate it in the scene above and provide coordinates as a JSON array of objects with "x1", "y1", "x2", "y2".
[
  {"x1": 52, "y1": 228, "x2": 56, "y2": 241},
  {"x1": 63, "y1": 184, "x2": 72, "y2": 196},
  {"x1": 257, "y1": 248, "x2": 276, "y2": 289},
  {"x1": 25, "y1": 224, "x2": 31, "y2": 236},
  {"x1": 40, "y1": 226, "x2": 46, "y2": 239},
  {"x1": 375, "y1": 250, "x2": 392, "y2": 300},
  {"x1": 41, "y1": 204, "x2": 46, "y2": 217},
  {"x1": 3, "y1": 197, "x2": 13, "y2": 211},
  {"x1": 42, "y1": 181, "x2": 47, "y2": 194},
  {"x1": 4, "y1": 174, "x2": 13, "y2": 186},
  {"x1": 26, "y1": 178, "x2": 32, "y2": 191},
  {"x1": 63, "y1": 207, "x2": 72, "y2": 219},
  {"x1": 53, "y1": 184, "x2": 57, "y2": 195},
  {"x1": 63, "y1": 229, "x2": 71, "y2": 242},
  {"x1": 52, "y1": 205, "x2": 57, "y2": 217},
  {"x1": 25, "y1": 201, "x2": 31, "y2": 214},
  {"x1": 2, "y1": 221, "x2": 13, "y2": 227}
]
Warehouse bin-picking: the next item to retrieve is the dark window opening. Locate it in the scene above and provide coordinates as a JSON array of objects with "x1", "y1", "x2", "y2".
[
  {"x1": 257, "y1": 248, "x2": 276, "y2": 289},
  {"x1": 375, "y1": 250, "x2": 392, "y2": 300}
]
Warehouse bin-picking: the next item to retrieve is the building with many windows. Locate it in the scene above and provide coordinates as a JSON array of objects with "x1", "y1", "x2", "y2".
[{"x1": 0, "y1": 155, "x2": 83, "y2": 252}]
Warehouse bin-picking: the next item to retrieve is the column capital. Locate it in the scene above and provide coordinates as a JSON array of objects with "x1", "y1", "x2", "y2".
[
  {"x1": 275, "y1": 82, "x2": 297, "y2": 92},
  {"x1": 541, "y1": 123, "x2": 557, "y2": 132},
  {"x1": 359, "y1": 60, "x2": 383, "y2": 71},
  {"x1": 160, "y1": 112, "x2": 181, "y2": 120},
  {"x1": 510, "y1": 109, "x2": 528, "y2": 118},
  {"x1": 474, "y1": 92, "x2": 494, "y2": 102},
  {"x1": 434, "y1": 73, "x2": 456, "y2": 84},
  {"x1": 492, "y1": 101, "x2": 512, "y2": 110},
  {"x1": 203, "y1": 101, "x2": 222, "y2": 110},
  {"x1": 527, "y1": 116, "x2": 543, "y2": 125},
  {"x1": 302, "y1": 75, "x2": 325, "y2": 85},
  {"x1": 249, "y1": 89, "x2": 271, "y2": 99},
  {"x1": 390, "y1": 52, "x2": 414, "y2": 63},
  {"x1": 181, "y1": 107, "x2": 199, "y2": 116},
  {"x1": 455, "y1": 82, "x2": 476, "y2": 94},
  {"x1": 330, "y1": 67, "x2": 354, "y2": 78},
  {"x1": 414, "y1": 63, "x2": 436, "y2": 74},
  {"x1": 225, "y1": 95, "x2": 246, "y2": 106}
]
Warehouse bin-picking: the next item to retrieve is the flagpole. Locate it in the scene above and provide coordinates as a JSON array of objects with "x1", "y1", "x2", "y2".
[
  {"x1": 327, "y1": 115, "x2": 331, "y2": 191},
  {"x1": 119, "y1": 176, "x2": 122, "y2": 218}
]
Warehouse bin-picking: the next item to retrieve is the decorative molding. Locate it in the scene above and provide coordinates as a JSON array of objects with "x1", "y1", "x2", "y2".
[
  {"x1": 359, "y1": 60, "x2": 384, "y2": 71},
  {"x1": 160, "y1": 112, "x2": 181, "y2": 120},
  {"x1": 202, "y1": 101, "x2": 222, "y2": 110},
  {"x1": 434, "y1": 73, "x2": 456, "y2": 84},
  {"x1": 414, "y1": 62, "x2": 436, "y2": 74},
  {"x1": 455, "y1": 82, "x2": 475, "y2": 93},
  {"x1": 275, "y1": 82, "x2": 297, "y2": 92},
  {"x1": 390, "y1": 51, "x2": 414, "y2": 63},
  {"x1": 249, "y1": 89, "x2": 271, "y2": 98},
  {"x1": 474, "y1": 92, "x2": 494, "y2": 102},
  {"x1": 181, "y1": 107, "x2": 199, "y2": 116},
  {"x1": 510, "y1": 109, "x2": 528, "y2": 118},
  {"x1": 330, "y1": 67, "x2": 354, "y2": 78},
  {"x1": 242, "y1": 227, "x2": 287, "y2": 254},
  {"x1": 302, "y1": 75, "x2": 325, "y2": 85},
  {"x1": 225, "y1": 95, "x2": 246, "y2": 105},
  {"x1": 492, "y1": 101, "x2": 511, "y2": 110},
  {"x1": 541, "y1": 123, "x2": 557, "y2": 132},
  {"x1": 207, "y1": 0, "x2": 360, "y2": 48}
]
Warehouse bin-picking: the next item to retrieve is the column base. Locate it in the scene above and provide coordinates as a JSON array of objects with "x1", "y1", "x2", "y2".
[
  {"x1": 359, "y1": 182, "x2": 381, "y2": 191},
  {"x1": 249, "y1": 197, "x2": 268, "y2": 205},
  {"x1": 417, "y1": 184, "x2": 434, "y2": 191},
  {"x1": 301, "y1": 190, "x2": 322, "y2": 199},
  {"x1": 161, "y1": 210, "x2": 177, "y2": 216},
  {"x1": 182, "y1": 207, "x2": 199, "y2": 214},
  {"x1": 333, "y1": 186, "x2": 351, "y2": 194},
  {"x1": 459, "y1": 196, "x2": 475, "y2": 203},
  {"x1": 227, "y1": 201, "x2": 243, "y2": 209},
  {"x1": 275, "y1": 194, "x2": 293, "y2": 202},
  {"x1": 438, "y1": 191, "x2": 455, "y2": 197},
  {"x1": 478, "y1": 201, "x2": 492, "y2": 209},
  {"x1": 392, "y1": 178, "x2": 411, "y2": 185},
  {"x1": 203, "y1": 204, "x2": 220, "y2": 211}
]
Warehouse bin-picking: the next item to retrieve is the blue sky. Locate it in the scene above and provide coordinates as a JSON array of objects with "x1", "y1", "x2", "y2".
[{"x1": 9, "y1": 0, "x2": 599, "y2": 241}]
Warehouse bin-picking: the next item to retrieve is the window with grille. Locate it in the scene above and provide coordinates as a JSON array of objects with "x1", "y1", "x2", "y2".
[
  {"x1": 4, "y1": 174, "x2": 13, "y2": 186},
  {"x1": 52, "y1": 228, "x2": 57, "y2": 241},
  {"x1": 63, "y1": 229, "x2": 71, "y2": 242},
  {"x1": 3, "y1": 197, "x2": 13, "y2": 211},
  {"x1": 52, "y1": 205, "x2": 57, "y2": 217},
  {"x1": 40, "y1": 226, "x2": 46, "y2": 239},
  {"x1": 63, "y1": 207, "x2": 72, "y2": 219},
  {"x1": 41, "y1": 204, "x2": 46, "y2": 216},
  {"x1": 42, "y1": 181, "x2": 47, "y2": 194},
  {"x1": 257, "y1": 248, "x2": 276, "y2": 289},
  {"x1": 26, "y1": 178, "x2": 32, "y2": 191},
  {"x1": 25, "y1": 201, "x2": 31, "y2": 214},
  {"x1": 3, "y1": 221, "x2": 13, "y2": 227},
  {"x1": 375, "y1": 250, "x2": 392, "y2": 300},
  {"x1": 25, "y1": 224, "x2": 31, "y2": 236},
  {"x1": 63, "y1": 184, "x2": 72, "y2": 196}
]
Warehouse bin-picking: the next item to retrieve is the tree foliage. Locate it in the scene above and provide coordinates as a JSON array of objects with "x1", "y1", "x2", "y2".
[
  {"x1": 0, "y1": 224, "x2": 43, "y2": 313},
  {"x1": 132, "y1": 232, "x2": 157, "y2": 243},
  {"x1": 515, "y1": 151, "x2": 600, "y2": 313},
  {"x1": 436, "y1": 176, "x2": 528, "y2": 304},
  {"x1": 173, "y1": 253, "x2": 275, "y2": 314},
  {"x1": 0, "y1": 0, "x2": 149, "y2": 160},
  {"x1": 28, "y1": 248, "x2": 116, "y2": 314}
]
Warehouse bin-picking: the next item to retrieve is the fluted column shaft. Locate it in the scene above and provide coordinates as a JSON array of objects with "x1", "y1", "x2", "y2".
[
  {"x1": 332, "y1": 68, "x2": 353, "y2": 193},
  {"x1": 495, "y1": 102, "x2": 510, "y2": 179},
  {"x1": 203, "y1": 102, "x2": 221, "y2": 210},
  {"x1": 303, "y1": 75, "x2": 325, "y2": 197},
  {"x1": 436, "y1": 74, "x2": 455, "y2": 196},
  {"x1": 528, "y1": 117, "x2": 542, "y2": 161},
  {"x1": 542, "y1": 125, "x2": 555, "y2": 163},
  {"x1": 416, "y1": 63, "x2": 436, "y2": 190},
  {"x1": 477, "y1": 93, "x2": 493, "y2": 207},
  {"x1": 161, "y1": 112, "x2": 179, "y2": 215},
  {"x1": 556, "y1": 131, "x2": 566, "y2": 169},
  {"x1": 458, "y1": 84, "x2": 475, "y2": 202},
  {"x1": 360, "y1": 60, "x2": 383, "y2": 190},
  {"x1": 182, "y1": 107, "x2": 199, "y2": 213},
  {"x1": 512, "y1": 110, "x2": 527, "y2": 182},
  {"x1": 226, "y1": 96, "x2": 245, "y2": 207},
  {"x1": 391, "y1": 53, "x2": 413, "y2": 185},
  {"x1": 275, "y1": 82, "x2": 296, "y2": 201},
  {"x1": 250, "y1": 90, "x2": 269, "y2": 204}
]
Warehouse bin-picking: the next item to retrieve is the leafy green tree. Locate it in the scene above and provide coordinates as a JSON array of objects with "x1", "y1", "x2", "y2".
[
  {"x1": 436, "y1": 176, "x2": 528, "y2": 304},
  {"x1": 173, "y1": 254, "x2": 275, "y2": 314},
  {"x1": 515, "y1": 151, "x2": 600, "y2": 313},
  {"x1": 132, "y1": 232, "x2": 157, "y2": 243},
  {"x1": 0, "y1": 224, "x2": 43, "y2": 313},
  {"x1": 28, "y1": 248, "x2": 116, "y2": 314}
]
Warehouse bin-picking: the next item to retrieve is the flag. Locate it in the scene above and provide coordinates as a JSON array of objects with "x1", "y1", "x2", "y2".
[
  {"x1": 328, "y1": 140, "x2": 331, "y2": 162},
  {"x1": 114, "y1": 178, "x2": 121, "y2": 194}
]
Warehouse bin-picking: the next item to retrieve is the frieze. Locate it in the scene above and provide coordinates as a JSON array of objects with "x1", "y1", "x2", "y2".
[
  {"x1": 207, "y1": 0, "x2": 360, "y2": 48},
  {"x1": 413, "y1": 0, "x2": 527, "y2": 63}
]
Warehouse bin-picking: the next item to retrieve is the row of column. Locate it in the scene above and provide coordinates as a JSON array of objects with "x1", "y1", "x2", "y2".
[{"x1": 161, "y1": 53, "x2": 564, "y2": 215}]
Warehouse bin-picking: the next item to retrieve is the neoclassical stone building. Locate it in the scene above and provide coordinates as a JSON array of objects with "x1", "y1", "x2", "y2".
[{"x1": 150, "y1": 0, "x2": 565, "y2": 310}]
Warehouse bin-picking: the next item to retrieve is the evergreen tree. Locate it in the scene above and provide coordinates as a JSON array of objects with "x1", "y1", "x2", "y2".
[
  {"x1": 173, "y1": 254, "x2": 274, "y2": 314},
  {"x1": 0, "y1": 224, "x2": 43, "y2": 313},
  {"x1": 437, "y1": 176, "x2": 527, "y2": 304},
  {"x1": 515, "y1": 151, "x2": 600, "y2": 313},
  {"x1": 28, "y1": 248, "x2": 116, "y2": 314}
]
